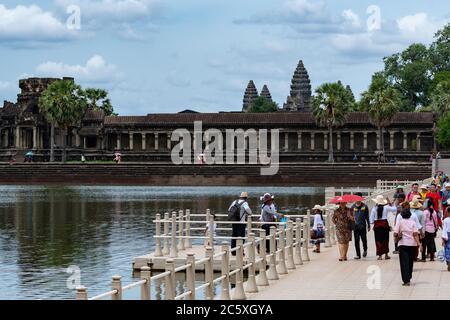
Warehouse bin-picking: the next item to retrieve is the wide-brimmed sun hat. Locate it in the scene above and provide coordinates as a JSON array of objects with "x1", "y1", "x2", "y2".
[
  {"x1": 409, "y1": 198, "x2": 422, "y2": 209},
  {"x1": 262, "y1": 193, "x2": 274, "y2": 202},
  {"x1": 445, "y1": 183, "x2": 450, "y2": 188},
  {"x1": 312, "y1": 205, "x2": 324, "y2": 211},
  {"x1": 396, "y1": 185, "x2": 405, "y2": 190},
  {"x1": 240, "y1": 192, "x2": 249, "y2": 198},
  {"x1": 372, "y1": 195, "x2": 388, "y2": 205},
  {"x1": 420, "y1": 184, "x2": 428, "y2": 190}
]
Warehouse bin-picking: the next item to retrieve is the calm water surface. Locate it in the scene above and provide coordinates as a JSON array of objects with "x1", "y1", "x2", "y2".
[{"x1": 0, "y1": 185, "x2": 324, "y2": 300}]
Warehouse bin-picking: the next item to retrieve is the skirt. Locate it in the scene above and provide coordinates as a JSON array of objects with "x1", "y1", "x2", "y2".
[
  {"x1": 374, "y1": 219, "x2": 390, "y2": 256},
  {"x1": 445, "y1": 232, "x2": 450, "y2": 263}
]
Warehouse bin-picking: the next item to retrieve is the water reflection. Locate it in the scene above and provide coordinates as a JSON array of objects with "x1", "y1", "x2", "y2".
[{"x1": 0, "y1": 186, "x2": 323, "y2": 300}]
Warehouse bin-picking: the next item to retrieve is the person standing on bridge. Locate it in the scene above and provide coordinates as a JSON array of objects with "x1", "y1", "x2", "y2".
[
  {"x1": 442, "y1": 207, "x2": 450, "y2": 271},
  {"x1": 351, "y1": 193, "x2": 370, "y2": 260},
  {"x1": 260, "y1": 193, "x2": 278, "y2": 253},
  {"x1": 228, "y1": 192, "x2": 252, "y2": 256},
  {"x1": 332, "y1": 201, "x2": 355, "y2": 261},
  {"x1": 426, "y1": 183, "x2": 442, "y2": 228},
  {"x1": 394, "y1": 202, "x2": 421, "y2": 286},
  {"x1": 420, "y1": 199, "x2": 439, "y2": 262},
  {"x1": 311, "y1": 205, "x2": 325, "y2": 253},
  {"x1": 370, "y1": 195, "x2": 397, "y2": 260}
]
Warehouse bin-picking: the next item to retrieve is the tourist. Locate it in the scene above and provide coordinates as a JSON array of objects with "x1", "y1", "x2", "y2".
[
  {"x1": 426, "y1": 183, "x2": 442, "y2": 227},
  {"x1": 228, "y1": 192, "x2": 252, "y2": 255},
  {"x1": 351, "y1": 193, "x2": 370, "y2": 259},
  {"x1": 406, "y1": 183, "x2": 421, "y2": 202},
  {"x1": 419, "y1": 185, "x2": 428, "y2": 201},
  {"x1": 204, "y1": 213, "x2": 217, "y2": 246},
  {"x1": 81, "y1": 153, "x2": 86, "y2": 163},
  {"x1": 394, "y1": 202, "x2": 421, "y2": 286},
  {"x1": 420, "y1": 199, "x2": 439, "y2": 262},
  {"x1": 442, "y1": 207, "x2": 450, "y2": 271},
  {"x1": 409, "y1": 196, "x2": 425, "y2": 260},
  {"x1": 393, "y1": 186, "x2": 406, "y2": 205},
  {"x1": 332, "y1": 201, "x2": 355, "y2": 261},
  {"x1": 260, "y1": 193, "x2": 277, "y2": 253},
  {"x1": 311, "y1": 205, "x2": 325, "y2": 253},
  {"x1": 396, "y1": 201, "x2": 422, "y2": 261},
  {"x1": 370, "y1": 195, "x2": 397, "y2": 260},
  {"x1": 442, "y1": 183, "x2": 450, "y2": 213}
]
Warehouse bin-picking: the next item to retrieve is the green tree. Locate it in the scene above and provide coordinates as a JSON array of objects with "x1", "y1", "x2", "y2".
[
  {"x1": 248, "y1": 96, "x2": 279, "y2": 113},
  {"x1": 83, "y1": 88, "x2": 116, "y2": 116},
  {"x1": 430, "y1": 23, "x2": 450, "y2": 73},
  {"x1": 312, "y1": 82, "x2": 352, "y2": 163},
  {"x1": 383, "y1": 43, "x2": 432, "y2": 111},
  {"x1": 360, "y1": 73, "x2": 402, "y2": 156},
  {"x1": 39, "y1": 80, "x2": 87, "y2": 162},
  {"x1": 437, "y1": 111, "x2": 450, "y2": 149},
  {"x1": 421, "y1": 81, "x2": 450, "y2": 117}
]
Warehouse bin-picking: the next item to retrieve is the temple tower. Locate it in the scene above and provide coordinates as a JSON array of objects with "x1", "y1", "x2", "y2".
[
  {"x1": 283, "y1": 60, "x2": 312, "y2": 112},
  {"x1": 260, "y1": 84, "x2": 273, "y2": 102},
  {"x1": 242, "y1": 80, "x2": 258, "y2": 112}
]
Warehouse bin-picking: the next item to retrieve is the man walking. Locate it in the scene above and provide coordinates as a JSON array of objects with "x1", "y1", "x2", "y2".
[
  {"x1": 228, "y1": 192, "x2": 252, "y2": 255},
  {"x1": 351, "y1": 192, "x2": 370, "y2": 259}
]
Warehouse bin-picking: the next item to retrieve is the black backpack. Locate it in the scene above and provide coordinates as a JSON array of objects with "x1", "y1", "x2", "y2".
[{"x1": 228, "y1": 200, "x2": 243, "y2": 221}]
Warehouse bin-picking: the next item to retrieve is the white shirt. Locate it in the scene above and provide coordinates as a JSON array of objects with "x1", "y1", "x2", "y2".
[
  {"x1": 229, "y1": 199, "x2": 252, "y2": 222},
  {"x1": 370, "y1": 205, "x2": 397, "y2": 224},
  {"x1": 260, "y1": 203, "x2": 277, "y2": 222},
  {"x1": 396, "y1": 211, "x2": 422, "y2": 230},
  {"x1": 312, "y1": 213, "x2": 324, "y2": 230},
  {"x1": 442, "y1": 217, "x2": 450, "y2": 241}
]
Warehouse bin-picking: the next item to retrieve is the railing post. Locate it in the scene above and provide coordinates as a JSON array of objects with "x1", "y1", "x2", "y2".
[
  {"x1": 163, "y1": 212, "x2": 170, "y2": 255},
  {"x1": 220, "y1": 242, "x2": 231, "y2": 300},
  {"x1": 186, "y1": 253, "x2": 196, "y2": 300},
  {"x1": 205, "y1": 246, "x2": 214, "y2": 300},
  {"x1": 294, "y1": 219, "x2": 303, "y2": 265},
  {"x1": 277, "y1": 227, "x2": 288, "y2": 275},
  {"x1": 232, "y1": 239, "x2": 246, "y2": 300},
  {"x1": 170, "y1": 212, "x2": 178, "y2": 258},
  {"x1": 302, "y1": 220, "x2": 310, "y2": 262},
  {"x1": 247, "y1": 215, "x2": 252, "y2": 237},
  {"x1": 178, "y1": 210, "x2": 185, "y2": 251},
  {"x1": 165, "y1": 259, "x2": 176, "y2": 300},
  {"x1": 324, "y1": 212, "x2": 331, "y2": 248},
  {"x1": 330, "y1": 211, "x2": 336, "y2": 245},
  {"x1": 111, "y1": 275, "x2": 122, "y2": 300},
  {"x1": 306, "y1": 209, "x2": 312, "y2": 248},
  {"x1": 154, "y1": 213, "x2": 163, "y2": 257},
  {"x1": 186, "y1": 209, "x2": 192, "y2": 248},
  {"x1": 245, "y1": 233, "x2": 258, "y2": 293},
  {"x1": 286, "y1": 221, "x2": 296, "y2": 270},
  {"x1": 267, "y1": 226, "x2": 279, "y2": 280},
  {"x1": 256, "y1": 229, "x2": 269, "y2": 286},
  {"x1": 140, "y1": 266, "x2": 151, "y2": 300},
  {"x1": 209, "y1": 214, "x2": 215, "y2": 253},
  {"x1": 76, "y1": 286, "x2": 87, "y2": 300}
]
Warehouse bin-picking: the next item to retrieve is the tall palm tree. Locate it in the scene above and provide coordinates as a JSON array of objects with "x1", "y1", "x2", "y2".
[
  {"x1": 83, "y1": 88, "x2": 115, "y2": 116},
  {"x1": 361, "y1": 88, "x2": 401, "y2": 157},
  {"x1": 312, "y1": 82, "x2": 352, "y2": 163},
  {"x1": 39, "y1": 80, "x2": 87, "y2": 162}
]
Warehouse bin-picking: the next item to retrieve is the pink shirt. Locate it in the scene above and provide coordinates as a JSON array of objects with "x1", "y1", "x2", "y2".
[
  {"x1": 423, "y1": 209, "x2": 439, "y2": 233},
  {"x1": 394, "y1": 218, "x2": 418, "y2": 247}
]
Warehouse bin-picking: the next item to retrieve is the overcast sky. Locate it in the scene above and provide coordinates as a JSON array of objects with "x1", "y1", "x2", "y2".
[{"x1": 0, "y1": 0, "x2": 448, "y2": 115}]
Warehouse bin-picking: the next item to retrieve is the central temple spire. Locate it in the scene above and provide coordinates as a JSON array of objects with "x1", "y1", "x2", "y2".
[{"x1": 283, "y1": 60, "x2": 312, "y2": 112}]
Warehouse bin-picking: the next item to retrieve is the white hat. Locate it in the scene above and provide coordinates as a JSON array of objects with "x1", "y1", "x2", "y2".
[
  {"x1": 445, "y1": 183, "x2": 450, "y2": 188},
  {"x1": 240, "y1": 192, "x2": 249, "y2": 198},
  {"x1": 372, "y1": 195, "x2": 388, "y2": 205},
  {"x1": 420, "y1": 184, "x2": 428, "y2": 190},
  {"x1": 312, "y1": 205, "x2": 324, "y2": 211}
]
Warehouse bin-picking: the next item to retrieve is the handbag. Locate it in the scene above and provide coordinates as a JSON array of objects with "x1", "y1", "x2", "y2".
[{"x1": 394, "y1": 220, "x2": 403, "y2": 241}]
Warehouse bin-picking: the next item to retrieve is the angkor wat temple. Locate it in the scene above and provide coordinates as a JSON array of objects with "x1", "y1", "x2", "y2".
[{"x1": 0, "y1": 61, "x2": 436, "y2": 162}]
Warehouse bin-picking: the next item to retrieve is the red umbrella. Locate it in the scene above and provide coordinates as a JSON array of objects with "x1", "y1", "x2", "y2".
[{"x1": 329, "y1": 194, "x2": 364, "y2": 204}]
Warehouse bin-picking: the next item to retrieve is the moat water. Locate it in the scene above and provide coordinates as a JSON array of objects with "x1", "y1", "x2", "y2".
[{"x1": 0, "y1": 185, "x2": 324, "y2": 300}]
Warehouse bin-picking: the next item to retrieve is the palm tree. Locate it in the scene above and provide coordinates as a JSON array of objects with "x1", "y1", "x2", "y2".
[
  {"x1": 361, "y1": 86, "x2": 401, "y2": 158},
  {"x1": 312, "y1": 82, "x2": 352, "y2": 163},
  {"x1": 83, "y1": 88, "x2": 115, "y2": 116},
  {"x1": 39, "y1": 80, "x2": 87, "y2": 162}
]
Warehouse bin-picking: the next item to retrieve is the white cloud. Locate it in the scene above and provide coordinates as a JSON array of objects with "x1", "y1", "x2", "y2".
[
  {"x1": 0, "y1": 4, "x2": 77, "y2": 44},
  {"x1": 36, "y1": 55, "x2": 120, "y2": 84},
  {"x1": 342, "y1": 9, "x2": 361, "y2": 28},
  {"x1": 397, "y1": 13, "x2": 444, "y2": 43},
  {"x1": 283, "y1": 0, "x2": 324, "y2": 16}
]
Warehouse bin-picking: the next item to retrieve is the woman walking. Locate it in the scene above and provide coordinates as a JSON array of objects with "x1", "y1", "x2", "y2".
[
  {"x1": 260, "y1": 193, "x2": 277, "y2": 253},
  {"x1": 421, "y1": 199, "x2": 439, "y2": 262},
  {"x1": 311, "y1": 205, "x2": 325, "y2": 253},
  {"x1": 332, "y1": 201, "x2": 355, "y2": 261},
  {"x1": 442, "y1": 207, "x2": 450, "y2": 271},
  {"x1": 370, "y1": 195, "x2": 397, "y2": 260},
  {"x1": 394, "y1": 202, "x2": 421, "y2": 286}
]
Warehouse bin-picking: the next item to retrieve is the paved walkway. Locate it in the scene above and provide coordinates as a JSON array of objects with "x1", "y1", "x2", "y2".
[{"x1": 248, "y1": 231, "x2": 450, "y2": 300}]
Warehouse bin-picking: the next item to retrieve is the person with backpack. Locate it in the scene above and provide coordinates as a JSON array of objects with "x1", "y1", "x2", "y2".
[
  {"x1": 311, "y1": 205, "x2": 325, "y2": 253},
  {"x1": 260, "y1": 193, "x2": 278, "y2": 253},
  {"x1": 228, "y1": 192, "x2": 252, "y2": 255}
]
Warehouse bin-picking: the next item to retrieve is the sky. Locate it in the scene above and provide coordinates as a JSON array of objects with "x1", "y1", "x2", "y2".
[{"x1": 0, "y1": 0, "x2": 449, "y2": 115}]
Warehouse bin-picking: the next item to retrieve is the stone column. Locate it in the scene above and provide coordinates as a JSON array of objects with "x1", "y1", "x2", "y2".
[
  {"x1": 337, "y1": 133, "x2": 341, "y2": 151},
  {"x1": 376, "y1": 131, "x2": 380, "y2": 150},
  {"x1": 417, "y1": 133, "x2": 421, "y2": 152},
  {"x1": 116, "y1": 133, "x2": 121, "y2": 149},
  {"x1": 154, "y1": 133, "x2": 159, "y2": 150},
  {"x1": 15, "y1": 127, "x2": 20, "y2": 148},
  {"x1": 297, "y1": 132, "x2": 302, "y2": 150},
  {"x1": 403, "y1": 132, "x2": 408, "y2": 150},
  {"x1": 142, "y1": 133, "x2": 146, "y2": 150},
  {"x1": 129, "y1": 132, "x2": 134, "y2": 150},
  {"x1": 324, "y1": 132, "x2": 328, "y2": 150},
  {"x1": 83, "y1": 137, "x2": 87, "y2": 149},
  {"x1": 390, "y1": 131, "x2": 394, "y2": 151},
  {"x1": 167, "y1": 132, "x2": 171, "y2": 150},
  {"x1": 310, "y1": 132, "x2": 315, "y2": 151},
  {"x1": 350, "y1": 132, "x2": 354, "y2": 150},
  {"x1": 284, "y1": 132, "x2": 288, "y2": 152},
  {"x1": 32, "y1": 127, "x2": 37, "y2": 149},
  {"x1": 75, "y1": 134, "x2": 80, "y2": 148},
  {"x1": 363, "y1": 132, "x2": 368, "y2": 150}
]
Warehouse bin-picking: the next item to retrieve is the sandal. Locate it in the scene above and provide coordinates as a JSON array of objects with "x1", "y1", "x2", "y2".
[{"x1": 339, "y1": 258, "x2": 344, "y2": 261}]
